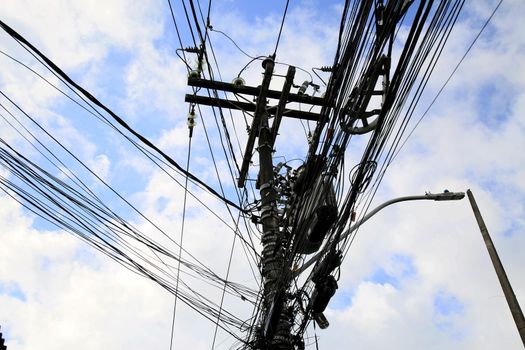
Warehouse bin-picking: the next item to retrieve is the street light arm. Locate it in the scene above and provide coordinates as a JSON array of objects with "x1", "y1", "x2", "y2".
[
  {"x1": 293, "y1": 191, "x2": 465, "y2": 277},
  {"x1": 347, "y1": 191, "x2": 465, "y2": 238}
]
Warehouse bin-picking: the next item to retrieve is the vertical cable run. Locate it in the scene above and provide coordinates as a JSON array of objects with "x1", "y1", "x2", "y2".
[
  {"x1": 169, "y1": 134, "x2": 193, "y2": 350},
  {"x1": 273, "y1": 0, "x2": 290, "y2": 58},
  {"x1": 210, "y1": 216, "x2": 239, "y2": 349}
]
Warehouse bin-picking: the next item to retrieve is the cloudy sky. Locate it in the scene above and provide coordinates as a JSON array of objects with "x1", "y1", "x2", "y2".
[{"x1": 1, "y1": 0, "x2": 524, "y2": 349}]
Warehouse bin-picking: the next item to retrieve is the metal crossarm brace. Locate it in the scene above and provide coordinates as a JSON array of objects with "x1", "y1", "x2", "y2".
[
  {"x1": 270, "y1": 66, "x2": 295, "y2": 147},
  {"x1": 237, "y1": 58, "x2": 275, "y2": 188}
]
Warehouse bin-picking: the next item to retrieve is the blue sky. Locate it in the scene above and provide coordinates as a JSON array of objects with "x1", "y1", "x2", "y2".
[{"x1": 1, "y1": 1, "x2": 524, "y2": 349}]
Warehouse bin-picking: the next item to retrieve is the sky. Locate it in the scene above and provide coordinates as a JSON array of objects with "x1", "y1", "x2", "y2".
[{"x1": 0, "y1": 0, "x2": 524, "y2": 349}]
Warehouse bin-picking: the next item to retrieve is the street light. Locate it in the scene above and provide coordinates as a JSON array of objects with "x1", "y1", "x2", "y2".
[
  {"x1": 294, "y1": 189, "x2": 524, "y2": 346},
  {"x1": 294, "y1": 190, "x2": 465, "y2": 277}
]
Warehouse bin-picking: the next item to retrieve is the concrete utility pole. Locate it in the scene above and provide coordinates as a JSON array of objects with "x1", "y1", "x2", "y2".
[
  {"x1": 185, "y1": 57, "x2": 326, "y2": 350},
  {"x1": 186, "y1": 56, "x2": 321, "y2": 349},
  {"x1": 466, "y1": 189, "x2": 525, "y2": 347},
  {"x1": 255, "y1": 58, "x2": 292, "y2": 349}
]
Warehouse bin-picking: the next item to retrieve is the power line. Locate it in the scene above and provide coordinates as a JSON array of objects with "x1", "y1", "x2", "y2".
[
  {"x1": 273, "y1": 0, "x2": 290, "y2": 58},
  {"x1": 391, "y1": 0, "x2": 504, "y2": 164},
  {"x1": 0, "y1": 90, "x2": 255, "y2": 338},
  {"x1": 0, "y1": 19, "x2": 246, "y2": 214}
]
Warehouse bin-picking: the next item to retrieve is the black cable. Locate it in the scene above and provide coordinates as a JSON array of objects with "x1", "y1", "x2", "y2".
[
  {"x1": 188, "y1": 0, "x2": 206, "y2": 44},
  {"x1": 209, "y1": 27, "x2": 257, "y2": 59},
  {"x1": 0, "y1": 19, "x2": 246, "y2": 213},
  {"x1": 0, "y1": 91, "x2": 216, "y2": 272},
  {"x1": 391, "y1": 0, "x2": 503, "y2": 163},
  {"x1": 290, "y1": 1, "x2": 470, "y2": 339},
  {"x1": 190, "y1": 0, "x2": 264, "y2": 275},
  {"x1": 273, "y1": 0, "x2": 290, "y2": 58},
  {"x1": 0, "y1": 96, "x2": 255, "y2": 341},
  {"x1": 0, "y1": 150, "x2": 250, "y2": 338},
  {"x1": 0, "y1": 91, "x2": 256, "y2": 302}
]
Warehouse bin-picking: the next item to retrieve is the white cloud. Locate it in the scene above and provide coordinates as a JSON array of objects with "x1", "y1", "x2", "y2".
[
  {"x1": 87, "y1": 153, "x2": 110, "y2": 180},
  {"x1": 123, "y1": 43, "x2": 188, "y2": 120},
  {"x1": 1, "y1": 0, "x2": 163, "y2": 69}
]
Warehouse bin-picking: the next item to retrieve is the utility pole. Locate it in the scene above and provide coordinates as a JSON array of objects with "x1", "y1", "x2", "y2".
[
  {"x1": 187, "y1": 56, "x2": 319, "y2": 349},
  {"x1": 255, "y1": 57, "x2": 291, "y2": 349},
  {"x1": 466, "y1": 189, "x2": 525, "y2": 347}
]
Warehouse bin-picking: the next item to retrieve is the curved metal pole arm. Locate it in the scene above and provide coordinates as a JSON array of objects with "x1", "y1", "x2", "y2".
[{"x1": 294, "y1": 191, "x2": 465, "y2": 277}]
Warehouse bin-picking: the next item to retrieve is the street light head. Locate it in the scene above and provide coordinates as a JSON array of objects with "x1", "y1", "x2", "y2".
[{"x1": 433, "y1": 190, "x2": 465, "y2": 201}]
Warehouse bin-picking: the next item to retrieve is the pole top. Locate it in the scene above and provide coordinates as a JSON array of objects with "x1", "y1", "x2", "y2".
[{"x1": 262, "y1": 56, "x2": 274, "y2": 69}]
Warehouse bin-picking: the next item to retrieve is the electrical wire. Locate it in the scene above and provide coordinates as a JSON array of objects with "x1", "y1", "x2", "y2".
[
  {"x1": 390, "y1": 0, "x2": 504, "y2": 164},
  {"x1": 273, "y1": 0, "x2": 290, "y2": 58},
  {"x1": 0, "y1": 19, "x2": 246, "y2": 214}
]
